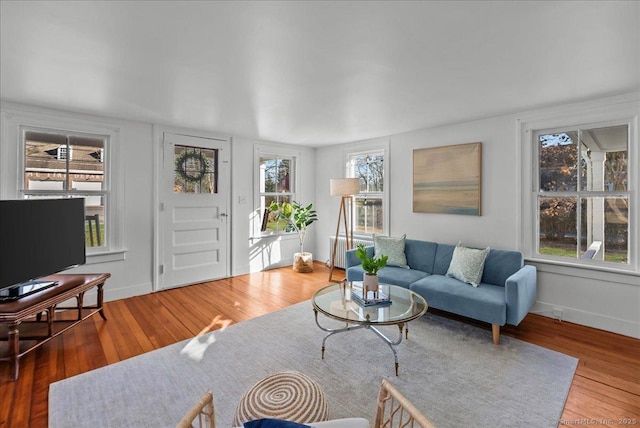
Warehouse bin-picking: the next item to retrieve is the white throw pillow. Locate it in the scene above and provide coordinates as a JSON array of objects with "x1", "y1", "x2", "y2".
[
  {"x1": 374, "y1": 234, "x2": 409, "y2": 269},
  {"x1": 446, "y1": 243, "x2": 490, "y2": 287}
]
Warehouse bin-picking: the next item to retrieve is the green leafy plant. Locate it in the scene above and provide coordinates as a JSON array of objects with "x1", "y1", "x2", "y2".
[
  {"x1": 269, "y1": 201, "x2": 318, "y2": 253},
  {"x1": 355, "y1": 243, "x2": 388, "y2": 275}
]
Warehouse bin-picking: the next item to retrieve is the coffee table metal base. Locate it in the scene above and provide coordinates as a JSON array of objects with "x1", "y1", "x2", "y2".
[{"x1": 313, "y1": 309, "x2": 408, "y2": 376}]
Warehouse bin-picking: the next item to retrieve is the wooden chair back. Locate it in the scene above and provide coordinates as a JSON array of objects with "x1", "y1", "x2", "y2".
[
  {"x1": 176, "y1": 390, "x2": 215, "y2": 428},
  {"x1": 373, "y1": 379, "x2": 436, "y2": 428}
]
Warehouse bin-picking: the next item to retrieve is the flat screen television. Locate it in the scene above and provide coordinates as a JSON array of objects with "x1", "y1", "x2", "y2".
[{"x1": 0, "y1": 198, "x2": 86, "y2": 300}]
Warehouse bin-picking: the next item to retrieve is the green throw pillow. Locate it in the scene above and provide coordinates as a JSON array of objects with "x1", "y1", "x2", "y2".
[
  {"x1": 446, "y1": 243, "x2": 490, "y2": 287},
  {"x1": 374, "y1": 234, "x2": 409, "y2": 269}
]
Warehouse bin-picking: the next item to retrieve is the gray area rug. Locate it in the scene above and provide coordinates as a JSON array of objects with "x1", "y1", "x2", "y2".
[{"x1": 49, "y1": 301, "x2": 577, "y2": 427}]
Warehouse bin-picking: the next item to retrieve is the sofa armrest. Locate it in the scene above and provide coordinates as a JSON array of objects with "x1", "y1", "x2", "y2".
[
  {"x1": 345, "y1": 245, "x2": 373, "y2": 269},
  {"x1": 504, "y1": 265, "x2": 537, "y2": 326}
]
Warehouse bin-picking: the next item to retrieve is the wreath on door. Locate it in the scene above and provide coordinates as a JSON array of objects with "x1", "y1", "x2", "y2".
[{"x1": 175, "y1": 149, "x2": 210, "y2": 184}]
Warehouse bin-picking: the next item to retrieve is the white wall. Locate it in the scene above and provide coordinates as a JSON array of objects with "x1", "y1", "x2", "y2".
[
  {"x1": 0, "y1": 102, "x2": 317, "y2": 303},
  {"x1": 314, "y1": 94, "x2": 640, "y2": 338}
]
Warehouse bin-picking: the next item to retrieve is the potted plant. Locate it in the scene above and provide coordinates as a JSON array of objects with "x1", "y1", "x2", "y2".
[
  {"x1": 355, "y1": 243, "x2": 388, "y2": 293},
  {"x1": 269, "y1": 200, "x2": 318, "y2": 272}
]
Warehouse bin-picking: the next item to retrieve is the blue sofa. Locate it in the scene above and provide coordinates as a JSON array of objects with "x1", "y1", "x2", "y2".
[{"x1": 345, "y1": 238, "x2": 537, "y2": 344}]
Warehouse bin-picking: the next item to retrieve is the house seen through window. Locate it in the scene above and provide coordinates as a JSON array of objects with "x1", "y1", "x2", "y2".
[{"x1": 22, "y1": 129, "x2": 107, "y2": 250}]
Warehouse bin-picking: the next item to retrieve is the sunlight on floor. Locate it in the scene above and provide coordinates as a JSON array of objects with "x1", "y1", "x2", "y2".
[{"x1": 179, "y1": 314, "x2": 232, "y2": 362}]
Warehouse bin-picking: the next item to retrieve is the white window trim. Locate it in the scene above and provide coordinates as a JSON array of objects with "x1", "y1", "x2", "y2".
[
  {"x1": 518, "y1": 97, "x2": 639, "y2": 275},
  {"x1": 254, "y1": 143, "x2": 302, "y2": 238},
  {"x1": 342, "y1": 139, "x2": 390, "y2": 238},
  {"x1": 0, "y1": 105, "x2": 125, "y2": 264}
]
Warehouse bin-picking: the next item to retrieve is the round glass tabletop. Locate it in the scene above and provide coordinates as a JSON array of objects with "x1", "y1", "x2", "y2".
[{"x1": 312, "y1": 281, "x2": 427, "y2": 325}]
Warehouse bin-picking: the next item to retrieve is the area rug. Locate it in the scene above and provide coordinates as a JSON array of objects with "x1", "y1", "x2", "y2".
[{"x1": 49, "y1": 301, "x2": 577, "y2": 427}]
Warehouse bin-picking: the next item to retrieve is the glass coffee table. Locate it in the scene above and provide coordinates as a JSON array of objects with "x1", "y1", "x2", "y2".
[{"x1": 312, "y1": 281, "x2": 428, "y2": 376}]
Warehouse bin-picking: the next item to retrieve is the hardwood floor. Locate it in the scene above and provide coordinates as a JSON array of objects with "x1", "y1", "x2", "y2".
[{"x1": 1, "y1": 263, "x2": 639, "y2": 427}]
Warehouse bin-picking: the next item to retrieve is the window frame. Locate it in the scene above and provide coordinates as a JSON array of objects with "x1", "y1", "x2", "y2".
[
  {"x1": 519, "y1": 103, "x2": 638, "y2": 274},
  {"x1": 1, "y1": 107, "x2": 125, "y2": 264},
  {"x1": 254, "y1": 144, "x2": 300, "y2": 236},
  {"x1": 343, "y1": 140, "x2": 390, "y2": 238}
]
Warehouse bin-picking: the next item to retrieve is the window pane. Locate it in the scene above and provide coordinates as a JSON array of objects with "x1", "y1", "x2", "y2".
[
  {"x1": 277, "y1": 159, "x2": 291, "y2": 192},
  {"x1": 25, "y1": 133, "x2": 69, "y2": 190},
  {"x1": 260, "y1": 157, "x2": 292, "y2": 194},
  {"x1": 84, "y1": 200, "x2": 105, "y2": 248},
  {"x1": 538, "y1": 196, "x2": 577, "y2": 257},
  {"x1": 70, "y1": 142, "x2": 105, "y2": 192},
  {"x1": 580, "y1": 197, "x2": 628, "y2": 263},
  {"x1": 23, "y1": 195, "x2": 105, "y2": 248},
  {"x1": 354, "y1": 196, "x2": 383, "y2": 235},
  {"x1": 174, "y1": 145, "x2": 218, "y2": 194},
  {"x1": 261, "y1": 194, "x2": 291, "y2": 232},
  {"x1": 580, "y1": 125, "x2": 628, "y2": 192},
  {"x1": 351, "y1": 153, "x2": 384, "y2": 192},
  {"x1": 538, "y1": 132, "x2": 578, "y2": 191}
]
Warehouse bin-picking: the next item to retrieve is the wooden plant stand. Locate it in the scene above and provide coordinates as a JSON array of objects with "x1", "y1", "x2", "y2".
[{"x1": 0, "y1": 273, "x2": 110, "y2": 381}]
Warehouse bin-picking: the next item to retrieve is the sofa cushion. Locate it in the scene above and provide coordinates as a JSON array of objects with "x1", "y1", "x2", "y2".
[
  {"x1": 374, "y1": 234, "x2": 408, "y2": 268},
  {"x1": 244, "y1": 419, "x2": 309, "y2": 428},
  {"x1": 348, "y1": 265, "x2": 429, "y2": 288},
  {"x1": 404, "y1": 239, "x2": 438, "y2": 273},
  {"x1": 237, "y1": 419, "x2": 370, "y2": 428},
  {"x1": 446, "y1": 243, "x2": 490, "y2": 287},
  {"x1": 377, "y1": 266, "x2": 429, "y2": 288},
  {"x1": 432, "y1": 243, "x2": 456, "y2": 275},
  {"x1": 310, "y1": 419, "x2": 370, "y2": 428},
  {"x1": 481, "y1": 249, "x2": 524, "y2": 286},
  {"x1": 410, "y1": 275, "x2": 507, "y2": 325}
]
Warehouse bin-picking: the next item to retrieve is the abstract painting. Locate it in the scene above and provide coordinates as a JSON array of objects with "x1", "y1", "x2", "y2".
[{"x1": 413, "y1": 142, "x2": 482, "y2": 215}]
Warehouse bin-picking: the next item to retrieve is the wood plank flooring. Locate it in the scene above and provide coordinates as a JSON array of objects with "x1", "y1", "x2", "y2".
[{"x1": 1, "y1": 263, "x2": 639, "y2": 427}]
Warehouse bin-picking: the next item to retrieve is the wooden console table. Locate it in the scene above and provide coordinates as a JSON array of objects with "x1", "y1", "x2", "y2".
[{"x1": 0, "y1": 273, "x2": 110, "y2": 381}]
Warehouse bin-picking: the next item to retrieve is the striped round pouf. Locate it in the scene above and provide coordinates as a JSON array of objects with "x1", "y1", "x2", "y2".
[{"x1": 233, "y1": 371, "x2": 329, "y2": 426}]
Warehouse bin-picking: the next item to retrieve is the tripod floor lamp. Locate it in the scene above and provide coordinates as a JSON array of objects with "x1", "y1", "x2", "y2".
[{"x1": 329, "y1": 178, "x2": 360, "y2": 282}]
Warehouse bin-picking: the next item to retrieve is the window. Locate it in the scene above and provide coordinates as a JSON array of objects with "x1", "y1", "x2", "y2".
[
  {"x1": 173, "y1": 145, "x2": 218, "y2": 194},
  {"x1": 346, "y1": 149, "x2": 386, "y2": 235},
  {"x1": 21, "y1": 128, "x2": 109, "y2": 251},
  {"x1": 258, "y1": 154, "x2": 295, "y2": 232},
  {"x1": 533, "y1": 123, "x2": 630, "y2": 264}
]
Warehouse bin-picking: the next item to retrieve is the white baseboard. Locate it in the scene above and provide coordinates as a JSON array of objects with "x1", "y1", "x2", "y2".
[
  {"x1": 530, "y1": 301, "x2": 639, "y2": 339},
  {"x1": 78, "y1": 281, "x2": 152, "y2": 305}
]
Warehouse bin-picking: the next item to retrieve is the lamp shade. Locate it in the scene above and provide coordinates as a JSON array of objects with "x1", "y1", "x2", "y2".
[{"x1": 330, "y1": 178, "x2": 360, "y2": 196}]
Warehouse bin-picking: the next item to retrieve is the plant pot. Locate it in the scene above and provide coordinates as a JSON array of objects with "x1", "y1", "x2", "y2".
[
  {"x1": 363, "y1": 273, "x2": 379, "y2": 293},
  {"x1": 293, "y1": 252, "x2": 314, "y2": 273}
]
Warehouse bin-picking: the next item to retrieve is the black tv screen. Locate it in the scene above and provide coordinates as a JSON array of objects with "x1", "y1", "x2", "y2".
[{"x1": 0, "y1": 198, "x2": 86, "y2": 292}]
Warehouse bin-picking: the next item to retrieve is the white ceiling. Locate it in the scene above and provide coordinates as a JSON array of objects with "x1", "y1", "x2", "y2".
[{"x1": 1, "y1": 1, "x2": 638, "y2": 146}]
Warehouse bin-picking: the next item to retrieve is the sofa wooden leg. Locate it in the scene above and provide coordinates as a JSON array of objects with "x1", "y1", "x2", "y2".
[{"x1": 492, "y1": 324, "x2": 500, "y2": 345}]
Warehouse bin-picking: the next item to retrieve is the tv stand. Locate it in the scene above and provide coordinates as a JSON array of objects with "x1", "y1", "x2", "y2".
[{"x1": 0, "y1": 273, "x2": 110, "y2": 381}]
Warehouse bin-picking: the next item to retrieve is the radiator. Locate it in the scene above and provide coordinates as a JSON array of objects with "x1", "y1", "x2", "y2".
[{"x1": 330, "y1": 236, "x2": 373, "y2": 269}]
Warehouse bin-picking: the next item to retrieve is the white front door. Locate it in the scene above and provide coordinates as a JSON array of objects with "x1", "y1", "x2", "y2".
[{"x1": 160, "y1": 132, "x2": 230, "y2": 289}]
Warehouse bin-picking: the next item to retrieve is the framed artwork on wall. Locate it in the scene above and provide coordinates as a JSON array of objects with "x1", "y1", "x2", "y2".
[{"x1": 413, "y1": 142, "x2": 482, "y2": 215}]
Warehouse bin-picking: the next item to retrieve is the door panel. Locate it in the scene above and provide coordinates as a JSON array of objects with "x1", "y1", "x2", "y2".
[{"x1": 160, "y1": 132, "x2": 229, "y2": 289}]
